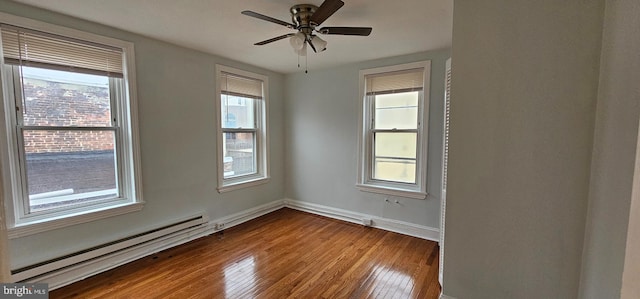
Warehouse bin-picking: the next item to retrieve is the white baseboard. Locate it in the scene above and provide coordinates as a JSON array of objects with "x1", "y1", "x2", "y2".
[
  {"x1": 208, "y1": 199, "x2": 285, "y2": 233},
  {"x1": 440, "y1": 294, "x2": 457, "y2": 299},
  {"x1": 283, "y1": 198, "x2": 440, "y2": 242}
]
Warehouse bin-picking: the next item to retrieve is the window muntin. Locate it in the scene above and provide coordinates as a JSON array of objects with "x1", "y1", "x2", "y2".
[
  {"x1": 0, "y1": 16, "x2": 142, "y2": 229},
  {"x1": 216, "y1": 66, "x2": 269, "y2": 192},
  {"x1": 357, "y1": 61, "x2": 430, "y2": 199}
]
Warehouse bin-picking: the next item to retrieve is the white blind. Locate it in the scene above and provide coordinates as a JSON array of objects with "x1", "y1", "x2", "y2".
[
  {"x1": 220, "y1": 72, "x2": 263, "y2": 99},
  {"x1": 366, "y1": 68, "x2": 424, "y2": 95},
  {"x1": 1, "y1": 24, "x2": 123, "y2": 77}
]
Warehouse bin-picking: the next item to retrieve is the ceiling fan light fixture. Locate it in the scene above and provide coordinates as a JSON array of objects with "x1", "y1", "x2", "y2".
[
  {"x1": 310, "y1": 35, "x2": 327, "y2": 52},
  {"x1": 289, "y1": 32, "x2": 306, "y2": 51},
  {"x1": 294, "y1": 42, "x2": 307, "y2": 56}
]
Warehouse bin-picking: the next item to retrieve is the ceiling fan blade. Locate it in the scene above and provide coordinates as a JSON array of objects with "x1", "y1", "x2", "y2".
[
  {"x1": 310, "y1": 0, "x2": 344, "y2": 26},
  {"x1": 254, "y1": 34, "x2": 295, "y2": 46},
  {"x1": 319, "y1": 27, "x2": 372, "y2": 36},
  {"x1": 242, "y1": 10, "x2": 296, "y2": 29}
]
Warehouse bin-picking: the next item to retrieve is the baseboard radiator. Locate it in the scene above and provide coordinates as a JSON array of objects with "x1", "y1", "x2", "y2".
[{"x1": 11, "y1": 213, "x2": 209, "y2": 288}]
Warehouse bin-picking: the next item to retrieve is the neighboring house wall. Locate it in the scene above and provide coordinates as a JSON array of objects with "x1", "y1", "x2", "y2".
[
  {"x1": 443, "y1": 1, "x2": 604, "y2": 298},
  {"x1": 0, "y1": 0, "x2": 285, "y2": 270},
  {"x1": 580, "y1": 0, "x2": 640, "y2": 298},
  {"x1": 284, "y1": 50, "x2": 449, "y2": 230}
]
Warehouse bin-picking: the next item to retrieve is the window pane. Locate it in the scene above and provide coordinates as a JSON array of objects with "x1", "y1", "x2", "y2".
[
  {"x1": 24, "y1": 129, "x2": 118, "y2": 212},
  {"x1": 374, "y1": 132, "x2": 417, "y2": 159},
  {"x1": 20, "y1": 67, "x2": 112, "y2": 127},
  {"x1": 374, "y1": 92, "x2": 419, "y2": 130},
  {"x1": 373, "y1": 158, "x2": 416, "y2": 183},
  {"x1": 223, "y1": 132, "x2": 256, "y2": 178},
  {"x1": 221, "y1": 94, "x2": 255, "y2": 129}
]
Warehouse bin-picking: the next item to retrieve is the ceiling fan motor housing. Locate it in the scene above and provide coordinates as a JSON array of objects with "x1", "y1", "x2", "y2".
[{"x1": 291, "y1": 4, "x2": 318, "y2": 34}]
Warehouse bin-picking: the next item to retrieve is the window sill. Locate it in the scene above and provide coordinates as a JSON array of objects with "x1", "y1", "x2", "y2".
[
  {"x1": 356, "y1": 184, "x2": 428, "y2": 199},
  {"x1": 217, "y1": 176, "x2": 270, "y2": 193},
  {"x1": 8, "y1": 201, "x2": 144, "y2": 239}
]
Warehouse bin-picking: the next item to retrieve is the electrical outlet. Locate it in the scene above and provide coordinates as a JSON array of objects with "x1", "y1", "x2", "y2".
[{"x1": 215, "y1": 223, "x2": 225, "y2": 230}]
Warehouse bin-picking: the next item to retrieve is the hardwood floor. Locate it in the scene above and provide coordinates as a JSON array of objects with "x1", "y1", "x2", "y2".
[{"x1": 51, "y1": 208, "x2": 441, "y2": 298}]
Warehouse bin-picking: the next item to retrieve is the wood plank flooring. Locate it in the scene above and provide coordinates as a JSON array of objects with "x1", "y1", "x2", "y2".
[{"x1": 51, "y1": 208, "x2": 440, "y2": 299}]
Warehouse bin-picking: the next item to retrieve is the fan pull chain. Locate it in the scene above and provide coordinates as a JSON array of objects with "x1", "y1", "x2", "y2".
[
  {"x1": 305, "y1": 54, "x2": 308, "y2": 74},
  {"x1": 297, "y1": 53, "x2": 300, "y2": 68}
]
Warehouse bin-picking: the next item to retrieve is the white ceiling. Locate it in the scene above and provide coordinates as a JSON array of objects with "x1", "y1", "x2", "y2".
[{"x1": 12, "y1": 0, "x2": 453, "y2": 74}]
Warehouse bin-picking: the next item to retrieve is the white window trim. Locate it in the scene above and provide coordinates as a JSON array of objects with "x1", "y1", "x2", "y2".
[
  {"x1": 0, "y1": 12, "x2": 144, "y2": 237},
  {"x1": 356, "y1": 61, "x2": 431, "y2": 199},
  {"x1": 215, "y1": 65, "x2": 270, "y2": 193}
]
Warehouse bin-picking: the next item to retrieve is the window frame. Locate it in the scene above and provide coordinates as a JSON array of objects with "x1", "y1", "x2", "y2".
[
  {"x1": 357, "y1": 61, "x2": 431, "y2": 199},
  {"x1": 215, "y1": 65, "x2": 269, "y2": 193},
  {"x1": 0, "y1": 12, "x2": 143, "y2": 238}
]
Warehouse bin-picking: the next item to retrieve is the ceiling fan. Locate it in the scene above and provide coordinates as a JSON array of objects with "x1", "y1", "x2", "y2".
[{"x1": 241, "y1": 0, "x2": 372, "y2": 54}]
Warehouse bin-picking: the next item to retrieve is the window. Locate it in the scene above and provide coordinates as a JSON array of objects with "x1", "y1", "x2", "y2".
[
  {"x1": 215, "y1": 65, "x2": 269, "y2": 192},
  {"x1": 357, "y1": 61, "x2": 431, "y2": 199},
  {"x1": 0, "y1": 13, "x2": 142, "y2": 237}
]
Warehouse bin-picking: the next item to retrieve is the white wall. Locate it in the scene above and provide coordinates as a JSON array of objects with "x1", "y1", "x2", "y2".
[
  {"x1": 0, "y1": 0, "x2": 285, "y2": 269},
  {"x1": 443, "y1": 1, "x2": 604, "y2": 298},
  {"x1": 284, "y1": 51, "x2": 449, "y2": 229},
  {"x1": 580, "y1": 0, "x2": 640, "y2": 298}
]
